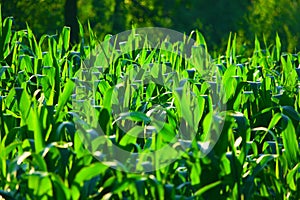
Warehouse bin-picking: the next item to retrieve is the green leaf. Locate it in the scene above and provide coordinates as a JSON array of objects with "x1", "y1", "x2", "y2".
[
  {"x1": 281, "y1": 114, "x2": 299, "y2": 165},
  {"x1": 62, "y1": 26, "x2": 70, "y2": 52},
  {"x1": 268, "y1": 113, "x2": 282, "y2": 130},
  {"x1": 31, "y1": 153, "x2": 48, "y2": 171},
  {"x1": 154, "y1": 121, "x2": 176, "y2": 143},
  {"x1": 55, "y1": 79, "x2": 75, "y2": 121},
  {"x1": 118, "y1": 111, "x2": 151, "y2": 124},
  {"x1": 51, "y1": 173, "x2": 71, "y2": 199},
  {"x1": 226, "y1": 32, "x2": 232, "y2": 64},
  {"x1": 27, "y1": 105, "x2": 45, "y2": 153},
  {"x1": 190, "y1": 162, "x2": 201, "y2": 185},
  {"x1": 286, "y1": 163, "x2": 299, "y2": 191},
  {"x1": 103, "y1": 87, "x2": 114, "y2": 113},
  {"x1": 275, "y1": 33, "x2": 281, "y2": 61},
  {"x1": 73, "y1": 162, "x2": 107, "y2": 185},
  {"x1": 119, "y1": 126, "x2": 144, "y2": 146},
  {"x1": 194, "y1": 180, "x2": 222, "y2": 196},
  {"x1": 282, "y1": 106, "x2": 300, "y2": 122},
  {"x1": 28, "y1": 172, "x2": 53, "y2": 198},
  {"x1": 0, "y1": 16, "x2": 13, "y2": 60}
]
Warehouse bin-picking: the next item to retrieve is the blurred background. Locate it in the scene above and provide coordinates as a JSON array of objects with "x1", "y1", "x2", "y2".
[{"x1": 1, "y1": 0, "x2": 300, "y2": 54}]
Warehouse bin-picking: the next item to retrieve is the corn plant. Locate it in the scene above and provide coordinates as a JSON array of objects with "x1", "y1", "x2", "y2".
[{"x1": 0, "y1": 10, "x2": 299, "y2": 200}]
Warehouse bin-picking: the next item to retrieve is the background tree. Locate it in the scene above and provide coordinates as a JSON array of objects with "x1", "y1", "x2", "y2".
[
  {"x1": 247, "y1": 0, "x2": 300, "y2": 52},
  {"x1": 2, "y1": 0, "x2": 300, "y2": 53},
  {"x1": 1, "y1": 0, "x2": 64, "y2": 37},
  {"x1": 64, "y1": 0, "x2": 79, "y2": 43}
]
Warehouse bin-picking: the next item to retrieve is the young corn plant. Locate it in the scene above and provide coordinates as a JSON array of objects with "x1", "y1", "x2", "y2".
[{"x1": 0, "y1": 10, "x2": 299, "y2": 199}]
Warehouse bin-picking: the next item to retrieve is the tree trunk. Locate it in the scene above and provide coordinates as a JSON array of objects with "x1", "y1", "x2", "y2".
[{"x1": 64, "y1": 0, "x2": 79, "y2": 44}]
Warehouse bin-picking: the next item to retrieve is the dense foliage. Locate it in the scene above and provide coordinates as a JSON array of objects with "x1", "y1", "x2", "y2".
[
  {"x1": 0, "y1": 12, "x2": 300, "y2": 200},
  {"x1": 3, "y1": 0, "x2": 300, "y2": 52}
]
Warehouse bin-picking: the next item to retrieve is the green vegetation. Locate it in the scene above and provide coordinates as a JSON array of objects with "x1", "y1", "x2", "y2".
[
  {"x1": 3, "y1": 0, "x2": 300, "y2": 53},
  {"x1": 0, "y1": 12, "x2": 300, "y2": 200}
]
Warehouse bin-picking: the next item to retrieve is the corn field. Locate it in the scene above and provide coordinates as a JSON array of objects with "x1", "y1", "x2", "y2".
[{"x1": 0, "y1": 10, "x2": 299, "y2": 200}]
